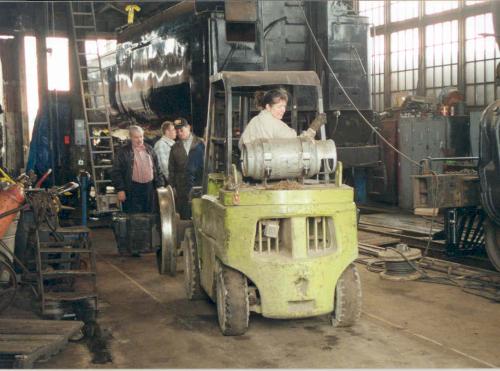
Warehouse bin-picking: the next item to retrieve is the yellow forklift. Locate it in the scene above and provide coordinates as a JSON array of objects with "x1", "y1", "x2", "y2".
[{"x1": 159, "y1": 71, "x2": 361, "y2": 335}]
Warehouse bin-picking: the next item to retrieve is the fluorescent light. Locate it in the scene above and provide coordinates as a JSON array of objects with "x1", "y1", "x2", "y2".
[{"x1": 0, "y1": 35, "x2": 14, "y2": 40}]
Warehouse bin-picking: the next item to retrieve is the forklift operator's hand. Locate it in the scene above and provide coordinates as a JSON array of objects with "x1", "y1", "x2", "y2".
[
  {"x1": 118, "y1": 191, "x2": 126, "y2": 202},
  {"x1": 308, "y1": 113, "x2": 327, "y2": 132}
]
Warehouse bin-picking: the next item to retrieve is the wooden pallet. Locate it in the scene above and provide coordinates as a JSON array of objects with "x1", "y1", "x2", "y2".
[{"x1": 0, "y1": 319, "x2": 83, "y2": 368}]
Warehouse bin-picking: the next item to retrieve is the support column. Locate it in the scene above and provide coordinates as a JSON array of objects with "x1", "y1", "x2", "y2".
[{"x1": 0, "y1": 36, "x2": 29, "y2": 174}]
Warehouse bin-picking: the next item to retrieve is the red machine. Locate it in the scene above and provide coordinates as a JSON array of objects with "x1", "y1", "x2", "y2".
[{"x1": 0, "y1": 183, "x2": 25, "y2": 240}]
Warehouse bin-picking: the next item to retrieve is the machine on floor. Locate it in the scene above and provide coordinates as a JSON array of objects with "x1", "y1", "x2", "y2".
[{"x1": 157, "y1": 71, "x2": 362, "y2": 335}]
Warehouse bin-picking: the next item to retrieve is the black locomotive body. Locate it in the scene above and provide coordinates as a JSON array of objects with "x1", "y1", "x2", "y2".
[{"x1": 109, "y1": 0, "x2": 379, "y2": 168}]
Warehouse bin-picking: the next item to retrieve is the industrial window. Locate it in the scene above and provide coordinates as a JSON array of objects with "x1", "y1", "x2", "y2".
[
  {"x1": 84, "y1": 39, "x2": 117, "y2": 110},
  {"x1": 390, "y1": 28, "x2": 419, "y2": 106},
  {"x1": 390, "y1": 1, "x2": 419, "y2": 23},
  {"x1": 465, "y1": 0, "x2": 487, "y2": 5},
  {"x1": 425, "y1": 1, "x2": 458, "y2": 15},
  {"x1": 24, "y1": 36, "x2": 38, "y2": 140},
  {"x1": 359, "y1": 1, "x2": 384, "y2": 27},
  {"x1": 368, "y1": 35, "x2": 385, "y2": 111},
  {"x1": 24, "y1": 36, "x2": 70, "y2": 139},
  {"x1": 425, "y1": 20, "x2": 459, "y2": 98},
  {"x1": 84, "y1": 39, "x2": 117, "y2": 69},
  {"x1": 46, "y1": 37, "x2": 70, "y2": 92},
  {"x1": 465, "y1": 13, "x2": 500, "y2": 106}
]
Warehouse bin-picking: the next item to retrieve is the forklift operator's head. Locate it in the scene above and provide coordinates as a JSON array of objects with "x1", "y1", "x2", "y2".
[
  {"x1": 129, "y1": 125, "x2": 144, "y2": 148},
  {"x1": 259, "y1": 89, "x2": 288, "y2": 121}
]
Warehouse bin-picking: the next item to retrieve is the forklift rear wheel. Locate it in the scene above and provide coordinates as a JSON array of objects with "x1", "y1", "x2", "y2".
[
  {"x1": 331, "y1": 263, "x2": 362, "y2": 327},
  {"x1": 216, "y1": 264, "x2": 249, "y2": 336},
  {"x1": 484, "y1": 220, "x2": 500, "y2": 271},
  {"x1": 183, "y1": 228, "x2": 205, "y2": 300}
]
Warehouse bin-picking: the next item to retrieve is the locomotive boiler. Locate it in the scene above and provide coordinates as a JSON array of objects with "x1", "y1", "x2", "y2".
[{"x1": 108, "y1": 0, "x2": 379, "y2": 169}]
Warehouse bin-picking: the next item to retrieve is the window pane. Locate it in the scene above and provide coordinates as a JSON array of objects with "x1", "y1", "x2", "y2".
[
  {"x1": 486, "y1": 59, "x2": 495, "y2": 82},
  {"x1": 46, "y1": 37, "x2": 69, "y2": 91},
  {"x1": 466, "y1": 0, "x2": 486, "y2": 5},
  {"x1": 466, "y1": 63, "x2": 475, "y2": 83},
  {"x1": 424, "y1": 21, "x2": 458, "y2": 89},
  {"x1": 434, "y1": 66, "x2": 443, "y2": 86},
  {"x1": 390, "y1": 28, "x2": 419, "y2": 94},
  {"x1": 359, "y1": 1, "x2": 385, "y2": 26},
  {"x1": 465, "y1": 13, "x2": 500, "y2": 106},
  {"x1": 443, "y1": 65, "x2": 451, "y2": 86},
  {"x1": 466, "y1": 86, "x2": 475, "y2": 105},
  {"x1": 476, "y1": 85, "x2": 485, "y2": 105},
  {"x1": 367, "y1": 34, "x2": 384, "y2": 111},
  {"x1": 486, "y1": 84, "x2": 495, "y2": 102},
  {"x1": 425, "y1": 0, "x2": 458, "y2": 15},
  {"x1": 24, "y1": 36, "x2": 38, "y2": 140},
  {"x1": 476, "y1": 60, "x2": 485, "y2": 83},
  {"x1": 426, "y1": 68, "x2": 433, "y2": 87},
  {"x1": 391, "y1": 1, "x2": 418, "y2": 22}
]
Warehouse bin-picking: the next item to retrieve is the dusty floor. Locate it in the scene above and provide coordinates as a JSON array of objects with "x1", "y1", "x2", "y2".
[{"x1": 34, "y1": 228, "x2": 500, "y2": 368}]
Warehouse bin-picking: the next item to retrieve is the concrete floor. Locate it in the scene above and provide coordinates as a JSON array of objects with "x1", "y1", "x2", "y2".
[{"x1": 39, "y1": 228, "x2": 500, "y2": 368}]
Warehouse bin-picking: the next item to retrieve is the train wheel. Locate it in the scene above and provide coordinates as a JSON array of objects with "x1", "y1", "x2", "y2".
[
  {"x1": 484, "y1": 220, "x2": 500, "y2": 271},
  {"x1": 183, "y1": 228, "x2": 204, "y2": 300},
  {"x1": 157, "y1": 187, "x2": 178, "y2": 276},
  {"x1": 331, "y1": 264, "x2": 362, "y2": 327},
  {"x1": 216, "y1": 264, "x2": 249, "y2": 336}
]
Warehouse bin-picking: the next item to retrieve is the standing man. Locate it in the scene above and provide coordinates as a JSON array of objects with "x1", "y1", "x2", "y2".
[
  {"x1": 154, "y1": 120, "x2": 176, "y2": 183},
  {"x1": 168, "y1": 118, "x2": 202, "y2": 219},
  {"x1": 186, "y1": 140, "x2": 205, "y2": 195},
  {"x1": 111, "y1": 125, "x2": 164, "y2": 213}
]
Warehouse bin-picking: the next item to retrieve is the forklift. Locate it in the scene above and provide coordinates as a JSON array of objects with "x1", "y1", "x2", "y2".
[{"x1": 158, "y1": 71, "x2": 362, "y2": 335}]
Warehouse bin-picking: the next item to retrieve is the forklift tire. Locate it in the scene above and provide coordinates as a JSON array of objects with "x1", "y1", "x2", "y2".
[
  {"x1": 484, "y1": 220, "x2": 500, "y2": 271},
  {"x1": 183, "y1": 228, "x2": 205, "y2": 300},
  {"x1": 216, "y1": 264, "x2": 249, "y2": 336},
  {"x1": 331, "y1": 263, "x2": 362, "y2": 327}
]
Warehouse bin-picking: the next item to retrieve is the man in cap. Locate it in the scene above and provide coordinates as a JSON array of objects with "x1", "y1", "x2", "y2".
[{"x1": 168, "y1": 118, "x2": 202, "y2": 219}]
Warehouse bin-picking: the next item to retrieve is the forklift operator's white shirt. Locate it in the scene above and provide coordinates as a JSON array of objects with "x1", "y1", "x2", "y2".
[{"x1": 238, "y1": 110, "x2": 297, "y2": 150}]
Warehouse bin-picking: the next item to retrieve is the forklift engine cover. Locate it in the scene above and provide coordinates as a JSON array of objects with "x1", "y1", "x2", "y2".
[{"x1": 241, "y1": 138, "x2": 337, "y2": 180}]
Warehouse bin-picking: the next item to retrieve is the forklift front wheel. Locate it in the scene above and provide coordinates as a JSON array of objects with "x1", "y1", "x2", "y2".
[
  {"x1": 216, "y1": 264, "x2": 249, "y2": 336},
  {"x1": 183, "y1": 228, "x2": 205, "y2": 300},
  {"x1": 331, "y1": 263, "x2": 362, "y2": 327}
]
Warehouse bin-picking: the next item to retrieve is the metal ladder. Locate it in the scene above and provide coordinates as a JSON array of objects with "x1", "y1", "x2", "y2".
[
  {"x1": 69, "y1": 2, "x2": 119, "y2": 214},
  {"x1": 34, "y1": 225, "x2": 98, "y2": 319}
]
